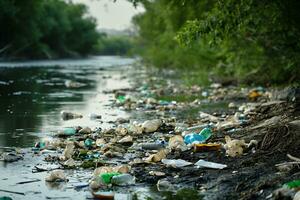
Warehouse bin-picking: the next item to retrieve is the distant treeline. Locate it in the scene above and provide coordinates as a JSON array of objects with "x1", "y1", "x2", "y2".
[
  {"x1": 95, "y1": 33, "x2": 134, "y2": 56},
  {"x1": 132, "y1": 0, "x2": 300, "y2": 85},
  {"x1": 0, "y1": 0, "x2": 132, "y2": 60}
]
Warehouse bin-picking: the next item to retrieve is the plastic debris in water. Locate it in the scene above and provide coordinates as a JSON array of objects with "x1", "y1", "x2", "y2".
[
  {"x1": 161, "y1": 159, "x2": 193, "y2": 168},
  {"x1": 194, "y1": 159, "x2": 227, "y2": 169},
  {"x1": 45, "y1": 170, "x2": 67, "y2": 182},
  {"x1": 184, "y1": 127, "x2": 212, "y2": 144}
]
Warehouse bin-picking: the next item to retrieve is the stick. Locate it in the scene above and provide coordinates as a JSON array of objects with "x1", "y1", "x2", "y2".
[
  {"x1": 16, "y1": 179, "x2": 41, "y2": 185},
  {"x1": 0, "y1": 189, "x2": 25, "y2": 195}
]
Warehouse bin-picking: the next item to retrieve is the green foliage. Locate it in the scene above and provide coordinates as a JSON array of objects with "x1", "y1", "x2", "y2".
[
  {"x1": 95, "y1": 34, "x2": 134, "y2": 56},
  {"x1": 133, "y1": 0, "x2": 300, "y2": 85},
  {"x1": 0, "y1": 0, "x2": 99, "y2": 59}
]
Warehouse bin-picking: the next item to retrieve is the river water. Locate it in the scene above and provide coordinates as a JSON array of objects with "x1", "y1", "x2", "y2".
[
  {"x1": 0, "y1": 56, "x2": 135, "y2": 148},
  {"x1": 0, "y1": 56, "x2": 202, "y2": 200}
]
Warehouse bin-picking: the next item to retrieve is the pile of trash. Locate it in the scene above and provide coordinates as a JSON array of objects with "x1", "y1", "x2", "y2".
[{"x1": 1, "y1": 71, "x2": 299, "y2": 200}]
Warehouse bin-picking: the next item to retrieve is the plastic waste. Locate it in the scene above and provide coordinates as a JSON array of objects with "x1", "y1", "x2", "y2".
[
  {"x1": 96, "y1": 138, "x2": 106, "y2": 147},
  {"x1": 45, "y1": 170, "x2": 67, "y2": 182},
  {"x1": 111, "y1": 173, "x2": 136, "y2": 186},
  {"x1": 100, "y1": 172, "x2": 121, "y2": 184},
  {"x1": 117, "y1": 95, "x2": 126, "y2": 103},
  {"x1": 161, "y1": 159, "x2": 193, "y2": 168},
  {"x1": 140, "y1": 142, "x2": 165, "y2": 150},
  {"x1": 63, "y1": 158, "x2": 76, "y2": 167},
  {"x1": 194, "y1": 159, "x2": 227, "y2": 169},
  {"x1": 194, "y1": 143, "x2": 221, "y2": 152},
  {"x1": 199, "y1": 112, "x2": 218, "y2": 122},
  {"x1": 157, "y1": 179, "x2": 174, "y2": 191},
  {"x1": 64, "y1": 80, "x2": 85, "y2": 88},
  {"x1": 294, "y1": 191, "x2": 300, "y2": 200},
  {"x1": 59, "y1": 127, "x2": 76, "y2": 136},
  {"x1": 84, "y1": 138, "x2": 94, "y2": 148},
  {"x1": 283, "y1": 180, "x2": 300, "y2": 189},
  {"x1": 61, "y1": 142, "x2": 75, "y2": 160},
  {"x1": 73, "y1": 182, "x2": 89, "y2": 189},
  {"x1": 94, "y1": 165, "x2": 130, "y2": 177},
  {"x1": 142, "y1": 119, "x2": 162, "y2": 133},
  {"x1": 89, "y1": 113, "x2": 102, "y2": 119},
  {"x1": 92, "y1": 191, "x2": 115, "y2": 199},
  {"x1": 168, "y1": 135, "x2": 185, "y2": 149},
  {"x1": 184, "y1": 127, "x2": 212, "y2": 144},
  {"x1": 149, "y1": 171, "x2": 166, "y2": 176},
  {"x1": 60, "y1": 111, "x2": 82, "y2": 120},
  {"x1": 224, "y1": 136, "x2": 246, "y2": 157},
  {"x1": 145, "y1": 149, "x2": 168, "y2": 163}
]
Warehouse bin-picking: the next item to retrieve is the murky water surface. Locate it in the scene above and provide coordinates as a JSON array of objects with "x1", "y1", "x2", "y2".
[
  {"x1": 0, "y1": 56, "x2": 134, "y2": 148},
  {"x1": 0, "y1": 56, "x2": 202, "y2": 199}
]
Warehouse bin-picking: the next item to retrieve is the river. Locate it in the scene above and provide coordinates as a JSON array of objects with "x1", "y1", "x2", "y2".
[{"x1": 0, "y1": 56, "x2": 134, "y2": 148}]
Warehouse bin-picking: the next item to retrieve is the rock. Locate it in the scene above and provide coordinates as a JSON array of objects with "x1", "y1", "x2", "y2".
[
  {"x1": 118, "y1": 135, "x2": 133, "y2": 143},
  {"x1": 79, "y1": 127, "x2": 92, "y2": 134},
  {"x1": 142, "y1": 119, "x2": 162, "y2": 133},
  {"x1": 45, "y1": 170, "x2": 67, "y2": 182},
  {"x1": 116, "y1": 117, "x2": 129, "y2": 124},
  {"x1": 1, "y1": 152, "x2": 22, "y2": 162}
]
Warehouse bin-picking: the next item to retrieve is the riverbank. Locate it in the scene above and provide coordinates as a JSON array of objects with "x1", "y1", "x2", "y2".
[{"x1": 0, "y1": 60, "x2": 299, "y2": 199}]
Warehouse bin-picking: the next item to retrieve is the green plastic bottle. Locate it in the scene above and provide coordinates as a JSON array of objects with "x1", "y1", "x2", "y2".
[
  {"x1": 199, "y1": 127, "x2": 212, "y2": 142},
  {"x1": 283, "y1": 179, "x2": 300, "y2": 189},
  {"x1": 100, "y1": 172, "x2": 121, "y2": 184},
  {"x1": 63, "y1": 127, "x2": 76, "y2": 136}
]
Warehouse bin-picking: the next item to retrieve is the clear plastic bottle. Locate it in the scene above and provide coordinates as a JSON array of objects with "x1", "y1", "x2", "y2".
[{"x1": 111, "y1": 174, "x2": 135, "y2": 186}]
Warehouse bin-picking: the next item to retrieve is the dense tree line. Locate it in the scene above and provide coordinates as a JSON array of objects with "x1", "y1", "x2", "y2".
[
  {"x1": 132, "y1": 0, "x2": 300, "y2": 85},
  {"x1": 95, "y1": 33, "x2": 134, "y2": 56},
  {"x1": 0, "y1": 0, "x2": 99, "y2": 59}
]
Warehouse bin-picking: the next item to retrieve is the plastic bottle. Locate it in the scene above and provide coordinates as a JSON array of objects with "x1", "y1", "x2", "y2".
[
  {"x1": 184, "y1": 127, "x2": 212, "y2": 144},
  {"x1": 84, "y1": 138, "x2": 94, "y2": 148},
  {"x1": 140, "y1": 141, "x2": 166, "y2": 150},
  {"x1": 111, "y1": 174, "x2": 135, "y2": 186},
  {"x1": 283, "y1": 180, "x2": 300, "y2": 189},
  {"x1": 199, "y1": 127, "x2": 212, "y2": 141},
  {"x1": 184, "y1": 134, "x2": 204, "y2": 144},
  {"x1": 99, "y1": 172, "x2": 121, "y2": 184},
  {"x1": 63, "y1": 127, "x2": 76, "y2": 136}
]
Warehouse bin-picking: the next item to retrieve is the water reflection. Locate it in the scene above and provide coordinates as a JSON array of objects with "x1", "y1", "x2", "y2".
[{"x1": 0, "y1": 56, "x2": 134, "y2": 147}]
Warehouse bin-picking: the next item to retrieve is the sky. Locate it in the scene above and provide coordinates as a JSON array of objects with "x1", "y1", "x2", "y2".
[{"x1": 71, "y1": 0, "x2": 144, "y2": 30}]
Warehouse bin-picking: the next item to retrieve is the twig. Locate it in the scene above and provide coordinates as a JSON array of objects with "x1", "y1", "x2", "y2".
[
  {"x1": 287, "y1": 154, "x2": 300, "y2": 162},
  {"x1": 0, "y1": 189, "x2": 25, "y2": 195},
  {"x1": 16, "y1": 179, "x2": 41, "y2": 185}
]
